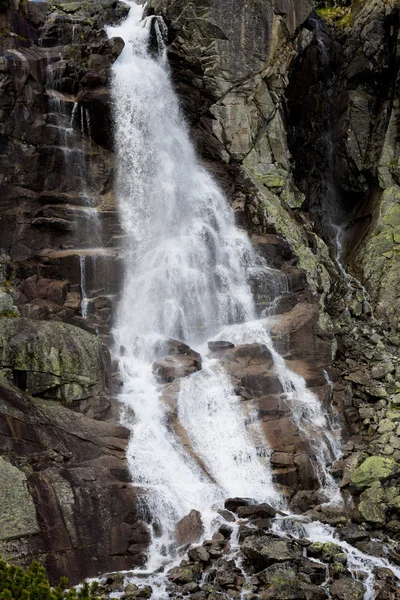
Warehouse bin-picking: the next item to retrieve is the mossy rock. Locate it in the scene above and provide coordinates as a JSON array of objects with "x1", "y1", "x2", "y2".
[
  {"x1": 358, "y1": 484, "x2": 386, "y2": 524},
  {"x1": 0, "y1": 457, "x2": 39, "y2": 541},
  {"x1": 351, "y1": 456, "x2": 398, "y2": 490},
  {"x1": 0, "y1": 317, "x2": 110, "y2": 403},
  {"x1": 321, "y1": 542, "x2": 347, "y2": 564}
]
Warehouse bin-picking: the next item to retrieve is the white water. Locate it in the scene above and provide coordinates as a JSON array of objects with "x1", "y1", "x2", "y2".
[
  {"x1": 109, "y1": 0, "x2": 343, "y2": 573},
  {"x1": 46, "y1": 45, "x2": 102, "y2": 321},
  {"x1": 79, "y1": 255, "x2": 89, "y2": 319},
  {"x1": 333, "y1": 223, "x2": 373, "y2": 316}
]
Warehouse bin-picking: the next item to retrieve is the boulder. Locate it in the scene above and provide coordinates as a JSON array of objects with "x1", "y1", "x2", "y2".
[
  {"x1": 0, "y1": 317, "x2": 111, "y2": 416},
  {"x1": 152, "y1": 354, "x2": 201, "y2": 383},
  {"x1": 337, "y1": 524, "x2": 369, "y2": 544},
  {"x1": 358, "y1": 484, "x2": 386, "y2": 524},
  {"x1": 351, "y1": 456, "x2": 398, "y2": 490},
  {"x1": 241, "y1": 535, "x2": 302, "y2": 569},
  {"x1": 188, "y1": 545, "x2": 210, "y2": 563},
  {"x1": 330, "y1": 577, "x2": 364, "y2": 600},
  {"x1": 236, "y1": 503, "x2": 277, "y2": 520},
  {"x1": 224, "y1": 497, "x2": 251, "y2": 512},
  {"x1": 175, "y1": 509, "x2": 204, "y2": 546}
]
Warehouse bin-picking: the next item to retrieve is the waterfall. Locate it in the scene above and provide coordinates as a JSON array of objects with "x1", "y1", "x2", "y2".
[
  {"x1": 45, "y1": 46, "x2": 103, "y2": 323},
  {"x1": 109, "y1": 1, "x2": 342, "y2": 571}
]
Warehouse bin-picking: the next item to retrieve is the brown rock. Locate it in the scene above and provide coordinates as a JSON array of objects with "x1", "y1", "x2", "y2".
[
  {"x1": 152, "y1": 354, "x2": 202, "y2": 383},
  {"x1": 0, "y1": 381, "x2": 149, "y2": 585},
  {"x1": 175, "y1": 510, "x2": 204, "y2": 546},
  {"x1": 271, "y1": 452, "x2": 295, "y2": 467}
]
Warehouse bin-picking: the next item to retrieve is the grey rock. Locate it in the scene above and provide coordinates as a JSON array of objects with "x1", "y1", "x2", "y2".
[{"x1": 0, "y1": 457, "x2": 40, "y2": 541}]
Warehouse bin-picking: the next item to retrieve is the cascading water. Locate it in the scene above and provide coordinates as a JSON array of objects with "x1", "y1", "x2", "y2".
[
  {"x1": 109, "y1": 0, "x2": 343, "y2": 574},
  {"x1": 46, "y1": 46, "x2": 103, "y2": 322},
  {"x1": 312, "y1": 20, "x2": 373, "y2": 316}
]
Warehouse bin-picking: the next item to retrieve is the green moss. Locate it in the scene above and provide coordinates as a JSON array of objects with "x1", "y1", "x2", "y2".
[
  {"x1": 0, "y1": 310, "x2": 19, "y2": 317},
  {"x1": 351, "y1": 456, "x2": 398, "y2": 490},
  {"x1": 322, "y1": 542, "x2": 347, "y2": 564},
  {"x1": 179, "y1": 567, "x2": 195, "y2": 583},
  {"x1": 317, "y1": 6, "x2": 352, "y2": 30},
  {"x1": 0, "y1": 556, "x2": 100, "y2": 599},
  {"x1": 256, "y1": 173, "x2": 285, "y2": 190},
  {"x1": 270, "y1": 567, "x2": 296, "y2": 586},
  {"x1": 358, "y1": 484, "x2": 386, "y2": 524}
]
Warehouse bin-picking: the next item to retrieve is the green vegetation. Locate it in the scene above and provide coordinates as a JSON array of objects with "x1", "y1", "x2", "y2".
[
  {"x1": 0, "y1": 557, "x2": 101, "y2": 600},
  {"x1": 317, "y1": 4, "x2": 352, "y2": 30},
  {"x1": 0, "y1": 0, "x2": 10, "y2": 13}
]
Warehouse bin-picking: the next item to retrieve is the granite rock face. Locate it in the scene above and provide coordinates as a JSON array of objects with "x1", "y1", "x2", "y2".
[
  {"x1": 0, "y1": 376, "x2": 149, "y2": 585},
  {"x1": 287, "y1": 0, "x2": 400, "y2": 321},
  {"x1": 0, "y1": 0, "x2": 126, "y2": 336}
]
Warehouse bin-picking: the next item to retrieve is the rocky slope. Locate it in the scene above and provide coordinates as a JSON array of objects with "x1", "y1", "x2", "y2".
[{"x1": 1, "y1": 0, "x2": 400, "y2": 594}]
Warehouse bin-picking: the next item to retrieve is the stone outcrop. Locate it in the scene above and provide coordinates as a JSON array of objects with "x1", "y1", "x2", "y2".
[
  {"x1": 0, "y1": 315, "x2": 149, "y2": 583},
  {"x1": 0, "y1": 375, "x2": 149, "y2": 585},
  {"x1": 0, "y1": 0, "x2": 126, "y2": 335},
  {"x1": 287, "y1": 0, "x2": 400, "y2": 322},
  {"x1": 0, "y1": 317, "x2": 111, "y2": 417}
]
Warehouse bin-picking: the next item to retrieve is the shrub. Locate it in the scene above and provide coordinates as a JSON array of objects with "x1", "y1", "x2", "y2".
[
  {"x1": 0, "y1": 557, "x2": 101, "y2": 600},
  {"x1": 0, "y1": 0, "x2": 10, "y2": 13}
]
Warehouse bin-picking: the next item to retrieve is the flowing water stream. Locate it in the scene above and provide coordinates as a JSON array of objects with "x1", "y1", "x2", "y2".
[
  {"x1": 108, "y1": 1, "x2": 343, "y2": 574},
  {"x1": 104, "y1": 5, "x2": 400, "y2": 598}
]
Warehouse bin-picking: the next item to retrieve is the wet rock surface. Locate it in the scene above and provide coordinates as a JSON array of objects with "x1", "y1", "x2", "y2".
[
  {"x1": 153, "y1": 340, "x2": 202, "y2": 383},
  {"x1": 0, "y1": 0, "x2": 126, "y2": 335}
]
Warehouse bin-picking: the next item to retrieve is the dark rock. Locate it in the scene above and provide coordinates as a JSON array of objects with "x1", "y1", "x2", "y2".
[
  {"x1": 224, "y1": 497, "x2": 251, "y2": 512},
  {"x1": 217, "y1": 508, "x2": 236, "y2": 522},
  {"x1": 218, "y1": 524, "x2": 233, "y2": 538},
  {"x1": 299, "y1": 560, "x2": 327, "y2": 585},
  {"x1": 154, "y1": 338, "x2": 201, "y2": 360},
  {"x1": 188, "y1": 545, "x2": 210, "y2": 563},
  {"x1": 330, "y1": 577, "x2": 364, "y2": 600},
  {"x1": 236, "y1": 503, "x2": 277, "y2": 520},
  {"x1": 168, "y1": 564, "x2": 198, "y2": 584},
  {"x1": 289, "y1": 490, "x2": 323, "y2": 513},
  {"x1": 182, "y1": 582, "x2": 200, "y2": 594},
  {"x1": 337, "y1": 524, "x2": 369, "y2": 544},
  {"x1": 241, "y1": 535, "x2": 302, "y2": 569},
  {"x1": 208, "y1": 341, "x2": 235, "y2": 351}
]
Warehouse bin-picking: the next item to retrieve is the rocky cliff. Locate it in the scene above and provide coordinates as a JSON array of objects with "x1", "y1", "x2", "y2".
[{"x1": 1, "y1": 0, "x2": 400, "y2": 594}]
